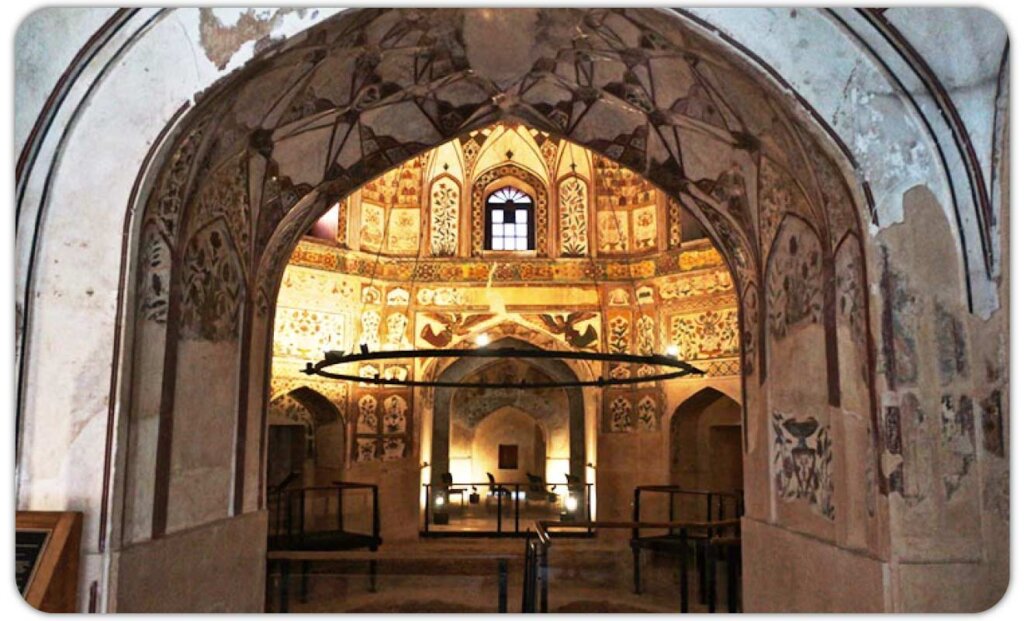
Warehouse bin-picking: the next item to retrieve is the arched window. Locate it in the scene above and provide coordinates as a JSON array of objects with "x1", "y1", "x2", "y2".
[{"x1": 485, "y1": 186, "x2": 534, "y2": 251}]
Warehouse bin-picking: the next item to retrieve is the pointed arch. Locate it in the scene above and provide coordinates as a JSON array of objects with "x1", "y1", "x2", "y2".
[{"x1": 429, "y1": 337, "x2": 586, "y2": 486}]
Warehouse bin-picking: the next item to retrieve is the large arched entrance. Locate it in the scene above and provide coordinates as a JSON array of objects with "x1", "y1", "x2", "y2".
[
  {"x1": 101, "y1": 7, "x2": 881, "y2": 608},
  {"x1": 14, "y1": 7, "x2": 1009, "y2": 613}
]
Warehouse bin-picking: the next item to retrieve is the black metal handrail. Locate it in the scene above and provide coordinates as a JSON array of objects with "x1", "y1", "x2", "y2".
[
  {"x1": 633, "y1": 485, "x2": 744, "y2": 535},
  {"x1": 522, "y1": 519, "x2": 740, "y2": 613},
  {"x1": 630, "y1": 486, "x2": 743, "y2": 611},
  {"x1": 422, "y1": 480, "x2": 593, "y2": 536},
  {"x1": 268, "y1": 471, "x2": 301, "y2": 496}
]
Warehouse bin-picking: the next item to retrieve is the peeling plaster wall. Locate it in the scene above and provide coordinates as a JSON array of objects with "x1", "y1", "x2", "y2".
[
  {"x1": 884, "y1": 8, "x2": 1007, "y2": 193},
  {"x1": 14, "y1": 8, "x2": 341, "y2": 611},
  {"x1": 688, "y1": 7, "x2": 940, "y2": 224},
  {"x1": 687, "y1": 7, "x2": 1006, "y2": 315},
  {"x1": 14, "y1": 7, "x2": 117, "y2": 157},
  {"x1": 196, "y1": 8, "x2": 342, "y2": 70},
  {"x1": 873, "y1": 184, "x2": 1009, "y2": 611}
]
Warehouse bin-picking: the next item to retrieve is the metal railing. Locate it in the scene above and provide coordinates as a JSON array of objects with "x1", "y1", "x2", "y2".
[
  {"x1": 268, "y1": 471, "x2": 300, "y2": 496},
  {"x1": 633, "y1": 485, "x2": 744, "y2": 527},
  {"x1": 630, "y1": 486, "x2": 744, "y2": 612},
  {"x1": 268, "y1": 482, "x2": 381, "y2": 551},
  {"x1": 422, "y1": 480, "x2": 593, "y2": 536},
  {"x1": 522, "y1": 519, "x2": 741, "y2": 613}
]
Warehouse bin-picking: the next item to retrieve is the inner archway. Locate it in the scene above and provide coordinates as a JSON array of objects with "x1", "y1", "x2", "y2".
[
  {"x1": 430, "y1": 337, "x2": 587, "y2": 490},
  {"x1": 267, "y1": 387, "x2": 346, "y2": 488}
]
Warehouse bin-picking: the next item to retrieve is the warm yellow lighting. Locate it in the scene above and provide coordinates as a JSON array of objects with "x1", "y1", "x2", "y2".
[
  {"x1": 564, "y1": 494, "x2": 578, "y2": 513},
  {"x1": 474, "y1": 333, "x2": 491, "y2": 347},
  {"x1": 434, "y1": 495, "x2": 445, "y2": 507},
  {"x1": 665, "y1": 344, "x2": 680, "y2": 358}
]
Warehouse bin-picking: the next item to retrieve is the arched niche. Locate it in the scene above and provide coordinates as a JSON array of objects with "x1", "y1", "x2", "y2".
[
  {"x1": 466, "y1": 405, "x2": 549, "y2": 485},
  {"x1": 22, "y1": 6, "x2": 882, "y2": 608},
  {"x1": 669, "y1": 388, "x2": 742, "y2": 490},
  {"x1": 267, "y1": 386, "x2": 346, "y2": 485}
]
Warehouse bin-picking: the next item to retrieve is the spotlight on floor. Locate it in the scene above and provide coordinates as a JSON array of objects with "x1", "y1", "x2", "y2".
[
  {"x1": 564, "y1": 494, "x2": 578, "y2": 513},
  {"x1": 432, "y1": 494, "x2": 449, "y2": 525}
]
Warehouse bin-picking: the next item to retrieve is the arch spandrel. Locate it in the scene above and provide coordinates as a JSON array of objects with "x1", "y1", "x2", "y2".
[{"x1": 149, "y1": 8, "x2": 874, "y2": 288}]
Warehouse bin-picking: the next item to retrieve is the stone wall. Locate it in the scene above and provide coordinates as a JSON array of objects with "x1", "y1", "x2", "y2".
[{"x1": 112, "y1": 511, "x2": 267, "y2": 612}]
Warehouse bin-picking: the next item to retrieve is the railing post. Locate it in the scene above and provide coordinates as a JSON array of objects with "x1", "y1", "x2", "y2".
[
  {"x1": 498, "y1": 558, "x2": 508, "y2": 612},
  {"x1": 284, "y1": 491, "x2": 293, "y2": 544},
  {"x1": 521, "y1": 536, "x2": 533, "y2": 613},
  {"x1": 727, "y1": 541, "x2": 739, "y2": 613},
  {"x1": 279, "y1": 558, "x2": 290, "y2": 613},
  {"x1": 514, "y1": 484, "x2": 520, "y2": 533},
  {"x1": 530, "y1": 537, "x2": 538, "y2": 613},
  {"x1": 632, "y1": 486, "x2": 642, "y2": 594},
  {"x1": 371, "y1": 485, "x2": 380, "y2": 551},
  {"x1": 271, "y1": 491, "x2": 278, "y2": 539},
  {"x1": 679, "y1": 527, "x2": 689, "y2": 613},
  {"x1": 299, "y1": 489, "x2": 306, "y2": 546},
  {"x1": 705, "y1": 537, "x2": 716, "y2": 613},
  {"x1": 632, "y1": 537, "x2": 642, "y2": 595},
  {"x1": 423, "y1": 484, "x2": 430, "y2": 534},
  {"x1": 497, "y1": 489, "x2": 502, "y2": 534},
  {"x1": 586, "y1": 484, "x2": 592, "y2": 533},
  {"x1": 697, "y1": 532, "x2": 707, "y2": 605},
  {"x1": 632, "y1": 488, "x2": 641, "y2": 534},
  {"x1": 539, "y1": 544, "x2": 549, "y2": 613},
  {"x1": 300, "y1": 560, "x2": 309, "y2": 604}
]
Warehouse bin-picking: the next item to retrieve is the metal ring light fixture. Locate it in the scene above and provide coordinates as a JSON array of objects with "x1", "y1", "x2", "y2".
[{"x1": 303, "y1": 345, "x2": 704, "y2": 389}]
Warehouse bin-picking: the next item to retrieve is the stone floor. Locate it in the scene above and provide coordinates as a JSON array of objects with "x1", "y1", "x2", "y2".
[{"x1": 266, "y1": 537, "x2": 741, "y2": 613}]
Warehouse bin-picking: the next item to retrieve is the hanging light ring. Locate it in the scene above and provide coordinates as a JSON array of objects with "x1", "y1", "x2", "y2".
[{"x1": 303, "y1": 347, "x2": 704, "y2": 389}]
